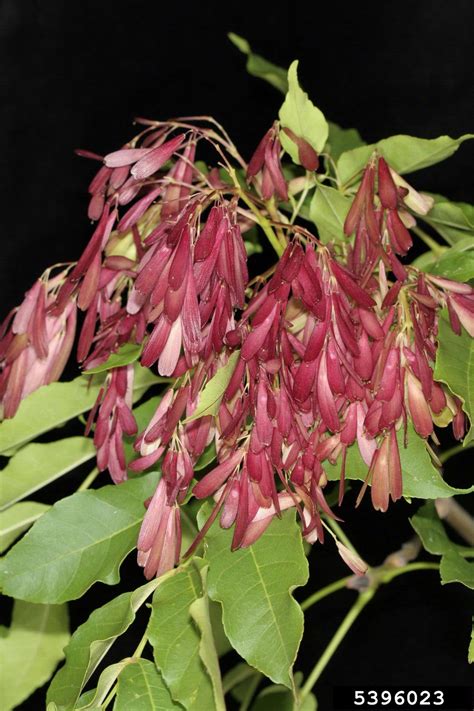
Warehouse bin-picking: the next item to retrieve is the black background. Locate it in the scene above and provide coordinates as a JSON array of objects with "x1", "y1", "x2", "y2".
[{"x1": 1, "y1": 1, "x2": 473, "y2": 709}]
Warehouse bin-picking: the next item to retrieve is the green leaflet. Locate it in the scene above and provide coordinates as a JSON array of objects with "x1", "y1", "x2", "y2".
[
  {"x1": 83, "y1": 342, "x2": 144, "y2": 374},
  {"x1": 76, "y1": 659, "x2": 131, "y2": 710},
  {"x1": 0, "y1": 600, "x2": 69, "y2": 711},
  {"x1": 194, "y1": 441, "x2": 217, "y2": 471},
  {"x1": 338, "y1": 134, "x2": 473, "y2": 186},
  {"x1": 0, "y1": 376, "x2": 101, "y2": 454},
  {"x1": 208, "y1": 597, "x2": 232, "y2": 658},
  {"x1": 133, "y1": 396, "x2": 162, "y2": 430},
  {"x1": 0, "y1": 437, "x2": 96, "y2": 510},
  {"x1": 74, "y1": 690, "x2": 96, "y2": 707},
  {"x1": 124, "y1": 395, "x2": 162, "y2": 465},
  {"x1": 47, "y1": 578, "x2": 161, "y2": 710},
  {"x1": 130, "y1": 364, "x2": 168, "y2": 400},
  {"x1": 325, "y1": 425, "x2": 474, "y2": 499},
  {"x1": 148, "y1": 557, "x2": 216, "y2": 711},
  {"x1": 309, "y1": 184, "x2": 352, "y2": 243},
  {"x1": 185, "y1": 350, "x2": 240, "y2": 422},
  {"x1": 0, "y1": 501, "x2": 49, "y2": 552},
  {"x1": 410, "y1": 502, "x2": 473, "y2": 557},
  {"x1": 114, "y1": 659, "x2": 181, "y2": 711},
  {"x1": 189, "y1": 581, "x2": 226, "y2": 711},
  {"x1": 279, "y1": 61, "x2": 329, "y2": 161},
  {"x1": 228, "y1": 33, "x2": 288, "y2": 94},
  {"x1": 0, "y1": 364, "x2": 160, "y2": 454},
  {"x1": 222, "y1": 662, "x2": 259, "y2": 695},
  {"x1": 423, "y1": 239, "x2": 474, "y2": 282},
  {"x1": 337, "y1": 144, "x2": 374, "y2": 186},
  {"x1": 243, "y1": 226, "x2": 264, "y2": 257},
  {"x1": 251, "y1": 685, "x2": 317, "y2": 711},
  {"x1": 423, "y1": 197, "x2": 474, "y2": 245},
  {"x1": 469, "y1": 622, "x2": 473, "y2": 664},
  {"x1": 440, "y1": 551, "x2": 474, "y2": 589},
  {"x1": 200, "y1": 505, "x2": 308, "y2": 689},
  {"x1": 412, "y1": 250, "x2": 444, "y2": 272},
  {"x1": 245, "y1": 238, "x2": 263, "y2": 257},
  {"x1": 434, "y1": 311, "x2": 474, "y2": 443},
  {"x1": 327, "y1": 121, "x2": 366, "y2": 161},
  {"x1": 0, "y1": 472, "x2": 159, "y2": 603}
]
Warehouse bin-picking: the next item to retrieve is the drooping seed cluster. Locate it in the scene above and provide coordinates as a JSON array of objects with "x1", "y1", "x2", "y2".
[
  {"x1": 0, "y1": 271, "x2": 76, "y2": 417},
  {"x1": 1, "y1": 117, "x2": 473, "y2": 580}
]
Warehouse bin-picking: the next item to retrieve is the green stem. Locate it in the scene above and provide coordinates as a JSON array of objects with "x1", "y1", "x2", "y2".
[
  {"x1": 228, "y1": 167, "x2": 285, "y2": 257},
  {"x1": 101, "y1": 682, "x2": 118, "y2": 710},
  {"x1": 132, "y1": 629, "x2": 150, "y2": 659},
  {"x1": 301, "y1": 577, "x2": 353, "y2": 611},
  {"x1": 412, "y1": 226, "x2": 445, "y2": 256},
  {"x1": 78, "y1": 467, "x2": 100, "y2": 492},
  {"x1": 101, "y1": 629, "x2": 149, "y2": 709},
  {"x1": 240, "y1": 192, "x2": 284, "y2": 257},
  {"x1": 239, "y1": 672, "x2": 261, "y2": 711},
  {"x1": 299, "y1": 589, "x2": 375, "y2": 703},
  {"x1": 240, "y1": 191, "x2": 284, "y2": 256},
  {"x1": 379, "y1": 562, "x2": 440, "y2": 585},
  {"x1": 290, "y1": 173, "x2": 312, "y2": 224},
  {"x1": 325, "y1": 518, "x2": 361, "y2": 559},
  {"x1": 265, "y1": 197, "x2": 288, "y2": 249},
  {"x1": 223, "y1": 666, "x2": 260, "y2": 695},
  {"x1": 298, "y1": 562, "x2": 440, "y2": 705},
  {"x1": 181, "y1": 507, "x2": 198, "y2": 537},
  {"x1": 440, "y1": 441, "x2": 474, "y2": 464}
]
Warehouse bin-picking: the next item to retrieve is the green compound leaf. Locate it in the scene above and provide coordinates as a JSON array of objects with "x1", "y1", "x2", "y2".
[
  {"x1": 83, "y1": 342, "x2": 144, "y2": 374},
  {"x1": 279, "y1": 61, "x2": 329, "y2": 161},
  {"x1": 186, "y1": 351, "x2": 240, "y2": 422},
  {"x1": 228, "y1": 33, "x2": 288, "y2": 94},
  {"x1": 0, "y1": 437, "x2": 96, "y2": 510},
  {"x1": 309, "y1": 184, "x2": 352, "y2": 243},
  {"x1": 114, "y1": 659, "x2": 181, "y2": 711},
  {"x1": 410, "y1": 501, "x2": 473, "y2": 557},
  {"x1": 0, "y1": 600, "x2": 69, "y2": 711},
  {"x1": 338, "y1": 134, "x2": 473, "y2": 186},
  {"x1": 47, "y1": 578, "x2": 161, "y2": 710},
  {"x1": 200, "y1": 506, "x2": 308, "y2": 689},
  {"x1": 0, "y1": 501, "x2": 49, "y2": 552},
  {"x1": 0, "y1": 472, "x2": 159, "y2": 603},
  {"x1": 326, "y1": 425, "x2": 474, "y2": 499},
  {"x1": 148, "y1": 557, "x2": 215, "y2": 711},
  {"x1": 327, "y1": 121, "x2": 366, "y2": 161},
  {"x1": 434, "y1": 310, "x2": 474, "y2": 443},
  {"x1": 440, "y1": 551, "x2": 474, "y2": 589}
]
